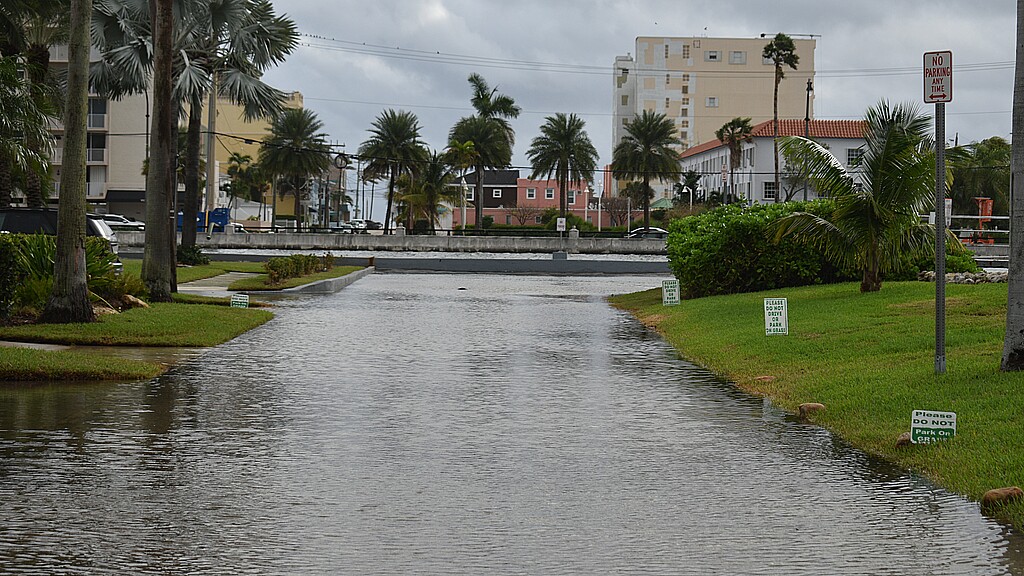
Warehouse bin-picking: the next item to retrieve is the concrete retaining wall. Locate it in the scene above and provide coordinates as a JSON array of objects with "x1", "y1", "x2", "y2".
[
  {"x1": 372, "y1": 258, "x2": 670, "y2": 275},
  {"x1": 281, "y1": 267, "x2": 376, "y2": 293},
  {"x1": 116, "y1": 231, "x2": 666, "y2": 255}
]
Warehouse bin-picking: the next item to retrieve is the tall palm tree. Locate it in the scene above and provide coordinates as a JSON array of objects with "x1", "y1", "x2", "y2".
[
  {"x1": 772, "y1": 101, "x2": 954, "y2": 293},
  {"x1": 449, "y1": 116, "x2": 511, "y2": 231},
  {"x1": 443, "y1": 139, "x2": 478, "y2": 228},
  {"x1": 763, "y1": 33, "x2": 799, "y2": 202},
  {"x1": 358, "y1": 109, "x2": 428, "y2": 234},
  {"x1": 527, "y1": 112, "x2": 599, "y2": 219},
  {"x1": 395, "y1": 151, "x2": 459, "y2": 233},
  {"x1": 40, "y1": 0, "x2": 92, "y2": 321},
  {"x1": 611, "y1": 110, "x2": 682, "y2": 230},
  {"x1": 715, "y1": 117, "x2": 754, "y2": 204},
  {"x1": 450, "y1": 73, "x2": 519, "y2": 230},
  {"x1": 0, "y1": 56, "x2": 55, "y2": 208},
  {"x1": 259, "y1": 107, "x2": 330, "y2": 231},
  {"x1": 948, "y1": 137, "x2": 1010, "y2": 215},
  {"x1": 1002, "y1": 0, "x2": 1024, "y2": 371}
]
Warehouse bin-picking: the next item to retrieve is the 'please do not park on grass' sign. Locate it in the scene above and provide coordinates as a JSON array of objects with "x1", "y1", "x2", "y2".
[{"x1": 764, "y1": 298, "x2": 788, "y2": 335}]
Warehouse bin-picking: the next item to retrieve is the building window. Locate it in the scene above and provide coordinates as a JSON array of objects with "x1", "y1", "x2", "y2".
[
  {"x1": 665, "y1": 97, "x2": 670, "y2": 110},
  {"x1": 664, "y1": 44, "x2": 669, "y2": 58},
  {"x1": 847, "y1": 148, "x2": 865, "y2": 167},
  {"x1": 665, "y1": 73, "x2": 670, "y2": 85},
  {"x1": 704, "y1": 50, "x2": 721, "y2": 62},
  {"x1": 729, "y1": 51, "x2": 747, "y2": 65},
  {"x1": 545, "y1": 188, "x2": 554, "y2": 200},
  {"x1": 763, "y1": 181, "x2": 777, "y2": 201},
  {"x1": 568, "y1": 190, "x2": 575, "y2": 204},
  {"x1": 680, "y1": 131, "x2": 688, "y2": 140},
  {"x1": 505, "y1": 215, "x2": 512, "y2": 225},
  {"x1": 622, "y1": 118, "x2": 629, "y2": 126},
  {"x1": 681, "y1": 85, "x2": 688, "y2": 94},
  {"x1": 681, "y1": 45, "x2": 690, "y2": 58},
  {"x1": 681, "y1": 108, "x2": 688, "y2": 117},
  {"x1": 492, "y1": 189, "x2": 502, "y2": 198},
  {"x1": 682, "y1": 73, "x2": 690, "y2": 82},
  {"x1": 535, "y1": 216, "x2": 543, "y2": 224},
  {"x1": 680, "y1": 120, "x2": 689, "y2": 128},
  {"x1": 621, "y1": 94, "x2": 628, "y2": 106},
  {"x1": 705, "y1": 97, "x2": 718, "y2": 108},
  {"x1": 527, "y1": 188, "x2": 536, "y2": 199},
  {"x1": 466, "y1": 189, "x2": 474, "y2": 201},
  {"x1": 681, "y1": 98, "x2": 689, "y2": 105}
]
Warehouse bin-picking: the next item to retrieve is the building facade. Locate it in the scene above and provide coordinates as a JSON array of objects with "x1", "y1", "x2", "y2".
[
  {"x1": 678, "y1": 119, "x2": 867, "y2": 205},
  {"x1": 612, "y1": 35, "x2": 816, "y2": 200}
]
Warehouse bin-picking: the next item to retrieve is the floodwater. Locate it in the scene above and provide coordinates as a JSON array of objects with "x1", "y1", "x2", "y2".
[{"x1": 0, "y1": 273, "x2": 1021, "y2": 575}]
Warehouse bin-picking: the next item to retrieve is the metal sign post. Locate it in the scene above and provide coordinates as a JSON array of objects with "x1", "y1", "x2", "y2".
[{"x1": 925, "y1": 50, "x2": 952, "y2": 374}]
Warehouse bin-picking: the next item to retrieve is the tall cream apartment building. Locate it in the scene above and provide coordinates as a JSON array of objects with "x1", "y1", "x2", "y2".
[{"x1": 611, "y1": 35, "x2": 816, "y2": 199}]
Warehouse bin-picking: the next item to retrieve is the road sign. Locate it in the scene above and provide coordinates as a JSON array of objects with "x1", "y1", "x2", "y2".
[
  {"x1": 556, "y1": 217, "x2": 566, "y2": 232},
  {"x1": 911, "y1": 410, "x2": 956, "y2": 444},
  {"x1": 662, "y1": 279, "x2": 680, "y2": 306},
  {"x1": 923, "y1": 51, "x2": 952, "y2": 103},
  {"x1": 764, "y1": 298, "x2": 788, "y2": 335}
]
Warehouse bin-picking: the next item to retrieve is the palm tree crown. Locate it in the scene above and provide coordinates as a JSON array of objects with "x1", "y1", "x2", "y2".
[
  {"x1": 259, "y1": 107, "x2": 331, "y2": 229},
  {"x1": 611, "y1": 110, "x2": 682, "y2": 230},
  {"x1": 773, "y1": 100, "x2": 953, "y2": 293},
  {"x1": 357, "y1": 109, "x2": 428, "y2": 233},
  {"x1": 449, "y1": 115, "x2": 512, "y2": 231},
  {"x1": 715, "y1": 117, "x2": 753, "y2": 204},
  {"x1": 763, "y1": 33, "x2": 800, "y2": 202},
  {"x1": 527, "y1": 113, "x2": 598, "y2": 218}
]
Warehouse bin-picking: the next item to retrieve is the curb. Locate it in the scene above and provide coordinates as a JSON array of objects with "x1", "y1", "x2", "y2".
[{"x1": 279, "y1": 267, "x2": 375, "y2": 294}]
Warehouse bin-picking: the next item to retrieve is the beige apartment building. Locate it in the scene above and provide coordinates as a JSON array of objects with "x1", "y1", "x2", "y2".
[{"x1": 611, "y1": 35, "x2": 816, "y2": 199}]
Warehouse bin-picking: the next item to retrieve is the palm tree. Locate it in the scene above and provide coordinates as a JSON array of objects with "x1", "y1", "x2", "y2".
[
  {"x1": 611, "y1": 110, "x2": 682, "y2": 230},
  {"x1": 763, "y1": 33, "x2": 800, "y2": 202},
  {"x1": 395, "y1": 151, "x2": 459, "y2": 233},
  {"x1": 91, "y1": 0, "x2": 298, "y2": 247},
  {"x1": 357, "y1": 109, "x2": 428, "y2": 234},
  {"x1": 259, "y1": 107, "x2": 331, "y2": 231},
  {"x1": 0, "y1": 56, "x2": 55, "y2": 208},
  {"x1": 948, "y1": 137, "x2": 1010, "y2": 216},
  {"x1": 40, "y1": 0, "x2": 92, "y2": 321},
  {"x1": 449, "y1": 116, "x2": 511, "y2": 232},
  {"x1": 527, "y1": 113, "x2": 599, "y2": 219},
  {"x1": 443, "y1": 139, "x2": 478, "y2": 228},
  {"x1": 1002, "y1": 0, "x2": 1024, "y2": 371},
  {"x1": 772, "y1": 101, "x2": 953, "y2": 293},
  {"x1": 451, "y1": 73, "x2": 519, "y2": 230},
  {"x1": 715, "y1": 117, "x2": 754, "y2": 204}
]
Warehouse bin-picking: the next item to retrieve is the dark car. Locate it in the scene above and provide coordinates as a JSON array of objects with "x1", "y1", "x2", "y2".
[
  {"x1": 626, "y1": 226, "x2": 669, "y2": 239},
  {"x1": 0, "y1": 208, "x2": 122, "y2": 271}
]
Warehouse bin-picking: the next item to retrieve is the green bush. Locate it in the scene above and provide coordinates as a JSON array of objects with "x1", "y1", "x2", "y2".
[
  {"x1": 178, "y1": 244, "x2": 210, "y2": 266},
  {"x1": 667, "y1": 201, "x2": 852, "y2": 298},
  {"x1": 886, "y1": 244, "x2": 982, "y2": 281},
  {"x1": 263, "y1": 254, "x2": 323, "y2": 284},
  {"x1": 0, "y1": 235, "x2": 25, "y2": 318},
  {"x1": 8, "y1": 234, "x2": 121, "y2": 313}
]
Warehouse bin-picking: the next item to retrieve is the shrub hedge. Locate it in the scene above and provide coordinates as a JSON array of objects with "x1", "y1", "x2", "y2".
[{"x1": 263, "y1": 253, "x2": 332, "y2": 284}]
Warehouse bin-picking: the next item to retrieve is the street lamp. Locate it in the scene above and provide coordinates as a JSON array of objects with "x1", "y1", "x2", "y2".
[{"x1": 803, "y1": 78, "x2": 813, "y2": 201}]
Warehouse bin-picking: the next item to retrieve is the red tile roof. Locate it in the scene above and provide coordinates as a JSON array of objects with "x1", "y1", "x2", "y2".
[{"x1": 679, "y1": 119, "x2": 867, "y2": 159}]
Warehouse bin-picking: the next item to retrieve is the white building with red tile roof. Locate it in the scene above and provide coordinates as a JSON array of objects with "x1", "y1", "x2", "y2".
[{"x1": 678, "y1": 119, "x2": 867, "y2": 205}]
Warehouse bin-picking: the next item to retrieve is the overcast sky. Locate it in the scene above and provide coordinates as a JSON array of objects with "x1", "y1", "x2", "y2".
[{"x1": 260, "y1": 0, "x2": 1016, "y2": 214}]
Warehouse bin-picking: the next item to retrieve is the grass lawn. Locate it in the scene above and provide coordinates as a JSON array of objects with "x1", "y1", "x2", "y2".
[
  {"x1": 121, "y1": 259, "x2": 266, "y2": 283},
  {"x1": 609, "y1": 280, "x2": 1024, "y2": 530},
  {"x1": 227, "y1": 265, "x2": 363, "y2": 291},
  {"x1": 0, "y1": 347, "x2": 164, "y2": 381}
]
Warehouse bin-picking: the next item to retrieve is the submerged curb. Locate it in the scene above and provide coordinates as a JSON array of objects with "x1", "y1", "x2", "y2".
[{"x1": 279, "y1": 267, "x2": 375, "y2": 294}]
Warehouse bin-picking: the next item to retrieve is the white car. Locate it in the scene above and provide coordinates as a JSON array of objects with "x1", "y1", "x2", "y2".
[{"x1": 98, "y1": 213, "x2": 145, "y2": 231}]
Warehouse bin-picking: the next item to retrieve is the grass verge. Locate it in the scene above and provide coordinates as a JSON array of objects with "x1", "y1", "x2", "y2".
[
  {"x1": 228, "y1": 265, "x2": 363, "y2": 291},
  {"x1": 0, "y1": 347, "x2": 164, "y2": 381},
  {"x1": 121, "y1": 259, "x2": 266, "y2": 283},
  {"x1": 609, "y1": 280, "x2": 1024, "y2": 530}
]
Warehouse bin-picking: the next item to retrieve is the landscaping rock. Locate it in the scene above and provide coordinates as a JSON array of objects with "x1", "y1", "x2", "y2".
[
  {"x1": 798, "y1": 402, "x2": 825, "y2": 419},
  {"x1": 93, "y1": 305, "x2": 118, "y2": 317},
  {"x1": 981, "y1": 486, "x2": 1024, "y2": 509},
  {"x1": 918, "y1": 270, "x2": 1008, "y2": 284},
  {"x1": 895, "y1": 432, "x2": 912, "y2": 447},
  {"x1": 123, "y1": 295, "x2": 150, "y2": 309},
  {"x1": 754, "y1": 375, "x2": 775, "y2": 382}
]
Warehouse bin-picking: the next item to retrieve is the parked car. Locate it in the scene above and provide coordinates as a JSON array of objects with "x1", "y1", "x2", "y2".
[
  {"x1": 346, "y1": 219, "x2": 370, "y2": 233},
  {"x1": 97, "y1": 213, "x2": 145, "y2": 232},
  {"x1": 0, "y1": 208, "x2": 122, "y2": 273},
  {"x1": 329, "y1": 222, "x2": 355, "y2": 234},
  {"x1": 626, "y1": 226, "x2": 669, "y2": 239}
]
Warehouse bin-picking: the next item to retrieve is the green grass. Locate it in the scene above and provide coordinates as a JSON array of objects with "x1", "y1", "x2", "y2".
[
  {"x1": 0, "y1": 347, "x2": 164, "y2": 381},
  {"x1": 609, "y1": 280, "x2": 1024, "y2": 530},
  {"x1": 227, "y1": 265, "x2": 363, "y2": 291},
  {"x1": 121, "y1": 259, "x2": 266, "y2": 283},
  {"x1": 0, "y1": 303, "x2": 272, "y2": 347}
]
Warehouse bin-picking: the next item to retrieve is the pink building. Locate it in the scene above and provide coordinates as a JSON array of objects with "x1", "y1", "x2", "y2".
[{"x1": 451, "y1": 171, "x2": 614, "y2": 229}]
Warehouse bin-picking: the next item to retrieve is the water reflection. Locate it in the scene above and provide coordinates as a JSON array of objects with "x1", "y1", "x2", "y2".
[{"x1": 0, "y1": 273, "x2": 1021, "y2": 575}]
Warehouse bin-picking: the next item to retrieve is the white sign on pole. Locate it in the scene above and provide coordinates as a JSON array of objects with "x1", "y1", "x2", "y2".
[
  {"x1": 945, "y1": 197, "x2": 952, "y2": 228},
  {"x1": 556, "y1": 217, "x2": 567, "y2": 232},
  {"x1": 923, "y1": 51, "x2": 953, "y2": 103},
  {"x1": 911, "y1": 410, "x2": 957, "y2": 444},
  {"x1": 764, "y1": 298, "x2": 788, "y2": 335},
  {"x1": 662, "y1": 279, "x2": 680, "y2": 306}
]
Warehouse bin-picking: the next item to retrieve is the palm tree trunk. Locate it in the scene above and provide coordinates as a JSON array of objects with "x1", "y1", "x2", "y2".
[
  {"x1": 642, "y1": 174, "x2": 651, "y2": 230},
  {"x1": 41, "y1": 0, "x2": 93, "y2": 323},
  {"x1": 182, "y1": 105, "x2": 201, "y2": 248},
  {"x1": 141, "y1": 0, "x2": 175, "y2": 302},
  {"x1": 384, "y1": 165, "x2": 396, "y2": 234},
  {"x1": 475, "y1": 164, "x2": 484, "y2": 233},
  {"x1": 1003, "y1": 0, "x2": 1024, "y2": 370}
]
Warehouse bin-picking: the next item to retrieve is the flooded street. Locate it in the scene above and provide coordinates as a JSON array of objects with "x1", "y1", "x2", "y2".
[{"x1": 1, "y1": 273, "x2": 1021, "y2": 574}]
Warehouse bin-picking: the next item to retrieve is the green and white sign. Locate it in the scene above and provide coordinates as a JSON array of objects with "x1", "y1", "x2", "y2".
[
  {"x1": 230, "y1": 294, "x2": 250, "y2": 309},
  {"x1": 764, "y1": 298, "x2": 788, "y2": 335},
  {"x1": 662, "y1": 279, "x2": 680, "y2": 306},
  {"x1": 911, "y1": 410, "x2": 956, "y2": 444}
]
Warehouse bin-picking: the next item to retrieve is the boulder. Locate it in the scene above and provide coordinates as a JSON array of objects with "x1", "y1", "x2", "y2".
[
  {"x1": 798, "y1": 402, "x2": 825, "y2": 419},
  {"x1": 123, "y1": 294, "x2": 150, "y2": 309},
  {"x1": 981, "y1": 486, "x2": 1024, "y2": 509}
]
